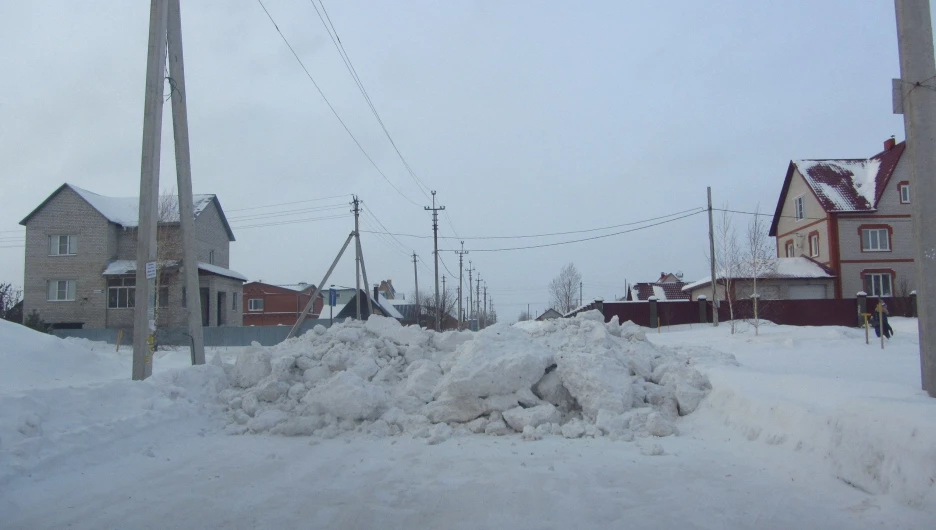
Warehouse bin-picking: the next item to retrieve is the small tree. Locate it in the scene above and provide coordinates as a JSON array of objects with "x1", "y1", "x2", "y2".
[
  {"x1": 549, "y1": 263, "x2": 582, "y2": 315},
  {"x1": 742, "y1": 205, "x2": 777, "y2": 335},
  {"x1": 413, "y1": 286, "x2": 458, "y2": 331},
  {"x1": 517, "y1": 309, "x2": 531, "y2": 322},
  {"x1": 0, "y1": 282, "x2": 23, "y2": 323},
  {"x1": 23, "y1": 309, "x2": 51, "y2": 333},
  {"x1": 709, "y1": 205, "x2": 742, "y2": 333}
]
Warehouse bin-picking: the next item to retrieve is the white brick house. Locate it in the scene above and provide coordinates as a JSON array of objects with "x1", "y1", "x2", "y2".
[
  {"x1": 768, "y1": 138, "x2": 914, "y2": 299},
  {"x1": 19, "y1": 183, "x2": 245, "y2": 329}
]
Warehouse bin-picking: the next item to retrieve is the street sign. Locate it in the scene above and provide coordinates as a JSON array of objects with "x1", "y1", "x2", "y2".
[
  {"x1": 328, "y1": 288, "x2": 337, "y2": 307},
  {"x1": 145, "y1": 261, "x2": 157, "y2": 280}
]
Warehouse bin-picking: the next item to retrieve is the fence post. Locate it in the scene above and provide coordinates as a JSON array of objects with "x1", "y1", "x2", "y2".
[
  {"x1": 594, "y1": 298, "x2": 605, "y2": 321},
  {"x1": 911, "y1": 290, "x2": 918, "y2": 318},
  {"x1": 697, "y1": 295, "x2": 708, "y2": 324},
  {"x1": 648, "y1": 296, "x2": 658, "y2": 329},
  {"x1": 857, "y1": 291, "x2": 867, "y2": 327}
]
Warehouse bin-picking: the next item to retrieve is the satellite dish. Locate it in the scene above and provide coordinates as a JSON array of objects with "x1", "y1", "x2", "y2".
[{"x1": 675, "y1": 271, "x2": 684, "y2": 280}]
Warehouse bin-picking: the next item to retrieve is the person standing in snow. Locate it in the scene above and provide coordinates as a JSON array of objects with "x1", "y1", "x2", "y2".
[{"x1": 870, "y1": 301, "x2": 894, "y2": 339}]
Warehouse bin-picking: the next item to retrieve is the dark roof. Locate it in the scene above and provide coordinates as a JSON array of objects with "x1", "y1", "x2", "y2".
[
  {"x1": 630, "y1": 282, "x2": 690, "y2": 301},
  {"x1": 769, "y1": 142, "x2": 906, "y2": 236}
]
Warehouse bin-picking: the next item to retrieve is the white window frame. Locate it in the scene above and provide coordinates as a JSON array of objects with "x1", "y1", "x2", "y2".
[
  {"x1": 107, "y1": 277, "x2": 136, "y2": 309},
  {"x1": 232, "y1": 292, "x2": 238, "y2": 311},
  {"x1": 900, "y1": 184, "x2": 911, "y2": 204},
  {"x1": 793, "y1": 196, "x2": 805, "y2": 221},
  {"x1": 809, "y1": 234, "x2": 819, "y2": 257},
  {"x1": 47, "y1": 279, "x2": 76, "y2": 301},
  {"x1": 861, "y1": 228, "x2": 890, "y2": 252},
  {"x1": 785, "y1": 241, "x2": 794, "y2": 257},
  {"x1": 209, "y1": 250, "x2": 215, "y2": 265},
  {"x1": 248, "y1": 298, "x2": 263, "y2": 312},
  {"x1": 864, "y1": 273, "x2": 893, "y2": 297},
  {"x1": 48, "y1": 235, "x2": 77, "y2": 256}
]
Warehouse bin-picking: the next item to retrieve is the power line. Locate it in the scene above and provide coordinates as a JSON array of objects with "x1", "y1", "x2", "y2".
[
  {"x1": 227, "y1": 203, "x2": 348, "y2": 221},
  {"x1": 712, "y1": 207, "x2": 826, "y2": 221},
  {"x1": 230, "y1": 213, "x2": 350, "y2": 230},
  {"x1": 360, "y1": 207, "x2": 705, "y2": 241},
  {"x1": 226, "y1": 194, "x2": 350, "y2": 212},
  {"x1": 256, "y1": 0, "x2": 420, "y2": 207},
  {"x1": 471, "y1": 210, "x2": 705, "y2": 252},
  {"x1": 308, "y1": 0, "x2": 432, "y2": 199}
]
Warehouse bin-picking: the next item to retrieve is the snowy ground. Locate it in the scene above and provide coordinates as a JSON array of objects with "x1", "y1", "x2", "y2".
[{"x1": 1, "y1": 317, "x2": 934, "y2": 529}]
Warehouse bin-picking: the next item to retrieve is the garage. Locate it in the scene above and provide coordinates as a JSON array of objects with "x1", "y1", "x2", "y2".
[{"x1": 787, "y1": 284, "x2": 828, "y2": 299}]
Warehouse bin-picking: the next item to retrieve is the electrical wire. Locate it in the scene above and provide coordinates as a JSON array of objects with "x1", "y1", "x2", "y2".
[
  {"x1": 309, "y1": 0, "x2": 432, "y2": 199},
  {"x1": 226, "y1": 194, "x2": 350, "y2": 212},
  {"x1": 256, "y1": 0, "x2": 421, "y2": 207},
  {"x1": 230, "y1": 213, "x2": 350, "y2": 230},
  {"x1": 470, "y1": 210, "x2": 705, "y2": 252},
  {"x1": 227, "y1": 203, "x2": 348, "y2": 222}
]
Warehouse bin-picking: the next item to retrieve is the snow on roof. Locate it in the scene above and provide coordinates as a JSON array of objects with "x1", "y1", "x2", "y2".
[
  {"x1": 101, "y1": 259, "x2": 246, "y2": 282},
  {"x1": 376, "y1": 294, "x2": 404, "y2": 319},
  {"x1": 68, "y1": 184, "x2": 215, "y2": 227},
  {"x1": 793, "y1": 159, "x2": 881, "y2": 211},
  {"x1": 652, "y1": 285, "x2": 666, "y2": 301},
  {"x1": 682, "y1": 257, "x2": 834, "y2": 291}
]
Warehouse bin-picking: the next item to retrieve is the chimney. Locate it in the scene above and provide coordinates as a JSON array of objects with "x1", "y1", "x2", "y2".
[
  {"x1": 374, "y1": 285, "x2": 379, "y2": 301},
  {"x1": 884, "y1": 136, "x2": 896, "y2": 151}
]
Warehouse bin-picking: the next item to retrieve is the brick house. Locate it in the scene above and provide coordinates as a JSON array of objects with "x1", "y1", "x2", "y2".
[
  {"x1": 19, "y1": 183, "x2": 244, "y2": 329},
  {"x1": 243, "y1": 282, "x2": 324, "y2": 326},
  {"x1": 682, "y1": 257, "x2": 836, "y2": 301},
  {"x1": 626, "y1": 272, "x2": 690, "y2": 301},
  {"x1": 768, "y1": 137, "x2": 914, "y2": 299}
]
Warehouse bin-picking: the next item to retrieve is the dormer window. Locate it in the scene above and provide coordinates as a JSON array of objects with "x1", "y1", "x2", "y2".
[{"x1": 900, "y1": 183, "x2": 910, "y2": 204}]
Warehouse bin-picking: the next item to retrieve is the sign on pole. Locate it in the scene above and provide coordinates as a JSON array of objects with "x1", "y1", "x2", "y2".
[
  {"x1": 145, "y1": 261, "x2": 157, "y2": 280},
  {"x1": 328, "y1": 288, "x2": 337, "y2": 307}
]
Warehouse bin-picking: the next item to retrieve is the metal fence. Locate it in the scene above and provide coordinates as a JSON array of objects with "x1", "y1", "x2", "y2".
[{"x1": 52, "y1": 318, "x2": 341, "y2": 347}]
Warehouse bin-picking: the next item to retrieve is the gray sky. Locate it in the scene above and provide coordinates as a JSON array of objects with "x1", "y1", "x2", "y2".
[{"x1": 0, "y1": 1, "x2": 914, "y2": 319}]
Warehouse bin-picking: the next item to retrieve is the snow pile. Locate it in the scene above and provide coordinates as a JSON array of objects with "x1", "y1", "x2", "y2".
[{"x1": 220, "y1": 312, "x2": 711, "y2": 441}]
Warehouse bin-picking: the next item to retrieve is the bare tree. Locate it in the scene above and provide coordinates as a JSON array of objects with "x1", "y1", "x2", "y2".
[
  {"x1": 517, "y1": 309, "x2": 531, "y2": 322},
  {"x1": 0, "y1": 282, "x2": 23, "y2": 323},
  {"x1": 152, "y1": 189, "x2": 185, "y2": 335},
  {"x1": 707, "y1": 204, "x2": 742, "y2": 333},
  {"x1": 413, "y1": 286, "x2": 458, "y2": 330},
  {"x1": 743, "y1": 205, "x2": 777, "y2": 335},
  {"x1": 549, "y1": 263, "x2": 582, "y2": 314}
]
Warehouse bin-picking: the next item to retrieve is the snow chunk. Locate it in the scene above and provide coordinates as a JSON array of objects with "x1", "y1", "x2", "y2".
[
  {"x1": 502, "y1": 404, "x2": 561, "y2": 432},
  {"x1": 302, "y1": 372, "x2": 387, "y2": 421}
]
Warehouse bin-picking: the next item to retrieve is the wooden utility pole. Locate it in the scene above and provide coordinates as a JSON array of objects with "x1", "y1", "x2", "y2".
[
  {"x1": 456, "y1": 241, "x2": 468, "y2": 329},
  {"x1": 353, "y1": 196, "x2": 361, "y2": 320},
  {"x1": 895, "y1": 0, "x2": 936, "y2": 396},
  {"x1": 413, "y1": 252, "x2": 420, "y2": 326},
  {"x1": 707, "y1": 187, "x2": 719, "y2": 327},
  {"x1": 424, "y1": 191, "x2": 445, "y2": 331},
  {"x1": 133, "y1": 0, "x2": 169, "y2": 381}
]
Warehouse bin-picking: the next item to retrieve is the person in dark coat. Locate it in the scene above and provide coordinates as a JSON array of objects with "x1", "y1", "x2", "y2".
[{"x1": 870, "y1": 302, "x2": 894, "y2": 339}]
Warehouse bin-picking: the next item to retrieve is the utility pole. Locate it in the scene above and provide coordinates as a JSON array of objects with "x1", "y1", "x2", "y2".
[
  {"x1": 456, "y1": 241, "x2": 468, "y2": 329},
  {"x1": 424, "y1": 191, "x2": 445, "y2": 331},
  {"x1": 441, "y1": 275, "x2": 446, "y2": 330},
  {"x1": 707, "y1": 187, "x2": 719, "y2": 327},
  {"x1": 580, "y1": 281, "x2": 583, "y2": 307},
  {"x1": 353, "y1": 196, "x2": 362, "y2": 320},
  {"x1": 467, "y1": 261, "x2": 473, "y2": 329},
  {"x1": 413, "y1": 252, "x2": 420, "y2": 326},
  {"x1": 482, "y1": 283, "x2": 488, "y2": 329},
  {"x1": 895, "y1": 0, "x2": 936, "y2": 396},
  {"x1": 527, "y1": 303, "x2": 530, "y2": 321},
  {"x1": 476, "y1": 275, "x2": 482, "y2": 331},
  {"x1": 133, "y1": 0, "x2": 205, "y2": 379}
]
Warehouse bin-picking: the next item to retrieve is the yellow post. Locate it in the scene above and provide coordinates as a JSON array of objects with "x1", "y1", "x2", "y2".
[
  {"x1": 657, "y1": 317, "x2": 661, "y2": 333},
  {"x1": 116, "y1": 329, "x2": 124, "y2": 353},
  {"x1": 860, "y1": 314, "x2": 870, "y2": 345}
]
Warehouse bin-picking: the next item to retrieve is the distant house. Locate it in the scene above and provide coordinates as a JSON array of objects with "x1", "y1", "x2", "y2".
[
  {"x1": 242, "y1": 282, "x2": 324, "y2": 326},
  {"x1": 19, "y1": 183, "x2": 244, "y2": 329},
  {"x1": 377, "y1": 279, "x2": 399, "y2": 300},
  {"x1": 768, "y1": 137, "x2": 914, "y2": 298},
  {"x1": 535, "y1": 308, "x2": 562, "y2": 321},
  {"x1": 627, "y1": 272, "x2": 690, "y2": 301},
  {"x1": 324, "y1": 289, "x2": 404, "y2": 323},
  {"x1": 388, "y1": 297, "x2": 458, "y2": 330},
  {"x1": 682, "y1": 257, "x2": 836, "y2": 301}
]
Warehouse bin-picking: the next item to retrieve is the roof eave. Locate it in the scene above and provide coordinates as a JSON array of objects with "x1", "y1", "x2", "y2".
[{"x1": 769, "y1": 162, "x2": 797, "y2": 237}]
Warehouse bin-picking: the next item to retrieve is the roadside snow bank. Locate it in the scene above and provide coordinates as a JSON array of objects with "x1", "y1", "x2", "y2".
[{"x1": 220, "y1": 312, "x2": 711, "y2": 442}]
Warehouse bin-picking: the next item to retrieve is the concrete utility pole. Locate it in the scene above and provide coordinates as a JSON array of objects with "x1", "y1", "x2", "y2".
[
  {"x1": 424, "y1": 191, "x2": 445, "y2": 331},
  {"x1": 580, "y1": 281, "x2": 583, "y2": 307},
  {"x1": 895, "y1": 0, "x2": 936, "y2": 396},
  {"x1": 482, "y1": 283, "x2": 488, "y2": 329},
  {"x1": 353, "y1": 196, "x2": 361, "y2": 320},
  {"x1": 412, "y1": 252, "x2": 420, "y2": 326},
  {"x1": 456, "y1": 241, "x2": 468, "y2": 329},
  {"x1": 133, "y1": 0, "x2": 169, "y2": 380},
  {"x1": 476, "y1": 275, "x2": 482, "y2": 331},
  {"x1": 467, "y1": 261, "x2": 473, "y2": 328},
  {"x1": 707, "y1": 187, "x2": 719, "y2": 327}
]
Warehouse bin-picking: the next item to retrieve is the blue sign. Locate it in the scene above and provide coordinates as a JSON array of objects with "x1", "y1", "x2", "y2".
[{"x1": 328, "y1": 288, "x2": 337, "y2": 307}]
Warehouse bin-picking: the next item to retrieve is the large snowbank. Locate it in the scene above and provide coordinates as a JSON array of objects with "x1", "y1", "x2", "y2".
[{"x1": 220, "y1": 312, "x2": 711, "y2": 442}]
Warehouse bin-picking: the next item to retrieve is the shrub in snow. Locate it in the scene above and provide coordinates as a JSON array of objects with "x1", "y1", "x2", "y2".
[{"x1": 219, "y1": 315, "x2": 710, "y2": 443}]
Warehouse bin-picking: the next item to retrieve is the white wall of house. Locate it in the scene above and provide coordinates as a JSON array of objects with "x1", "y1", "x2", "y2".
[{"x1": 774, "y1": 169, "x2": 832, "y2": 265}]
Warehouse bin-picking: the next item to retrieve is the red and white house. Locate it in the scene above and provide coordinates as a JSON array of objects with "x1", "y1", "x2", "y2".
[
  {"x1": 242, "y1": 282, "x2": 324, "y2": 326},
  {"x1": 768, "y1": 137, "x2": 915, "y2": 299}
]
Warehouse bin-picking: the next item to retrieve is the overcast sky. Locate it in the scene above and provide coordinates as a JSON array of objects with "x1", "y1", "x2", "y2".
[{"x1": 0, "y1": 1, "x2": 916, "y2": 320}]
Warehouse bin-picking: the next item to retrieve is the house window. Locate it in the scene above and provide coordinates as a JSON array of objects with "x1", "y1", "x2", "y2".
[
  {"x1": 785, "y1": 241, "x2": 794, "y2": 257},
  {"x1": 794, "y1": 196, "x2": 805, "y2": 221},
  {"x1": 864, "y1": 273, "x2": 893, "y2": 297},
  {"x1": 248, "y1": 298, "x2": 263, "y2": 311},
  {"x1": 900, "y1": 183, "x2": 911, "y2": 204},
  {"x1": 861, "y1": 228, "x2": 890, "y2": 252},
  {"x1": 49, "y1": 235, "x2": 77, "y2": 256},
  {"x1": 107, "y1": 277, "x2": 136, "y2": 308},
  {"x1": 158, "y1": 287, "x2": 169, "y2": 308},
  {"x1": 809, "y1": 234, "x2": 819, "y2": 257},
  {"x1": 47, "y1": 280, "x2": 76, "y2": 301},
  {"x1": 209, "y1": 250, "x2": 215, "y2": 265},
  {"x1": 232, "y1": 292, "x2": 238, "y2": 311}
]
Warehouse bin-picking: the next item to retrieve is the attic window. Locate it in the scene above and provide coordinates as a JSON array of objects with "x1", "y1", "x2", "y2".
[
  {"x1": 794, "y1": 196, "x2": 805, "y2": 221},
  {"x1": 900, "y1": 183, "x2": 910, "y2": 204}
]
